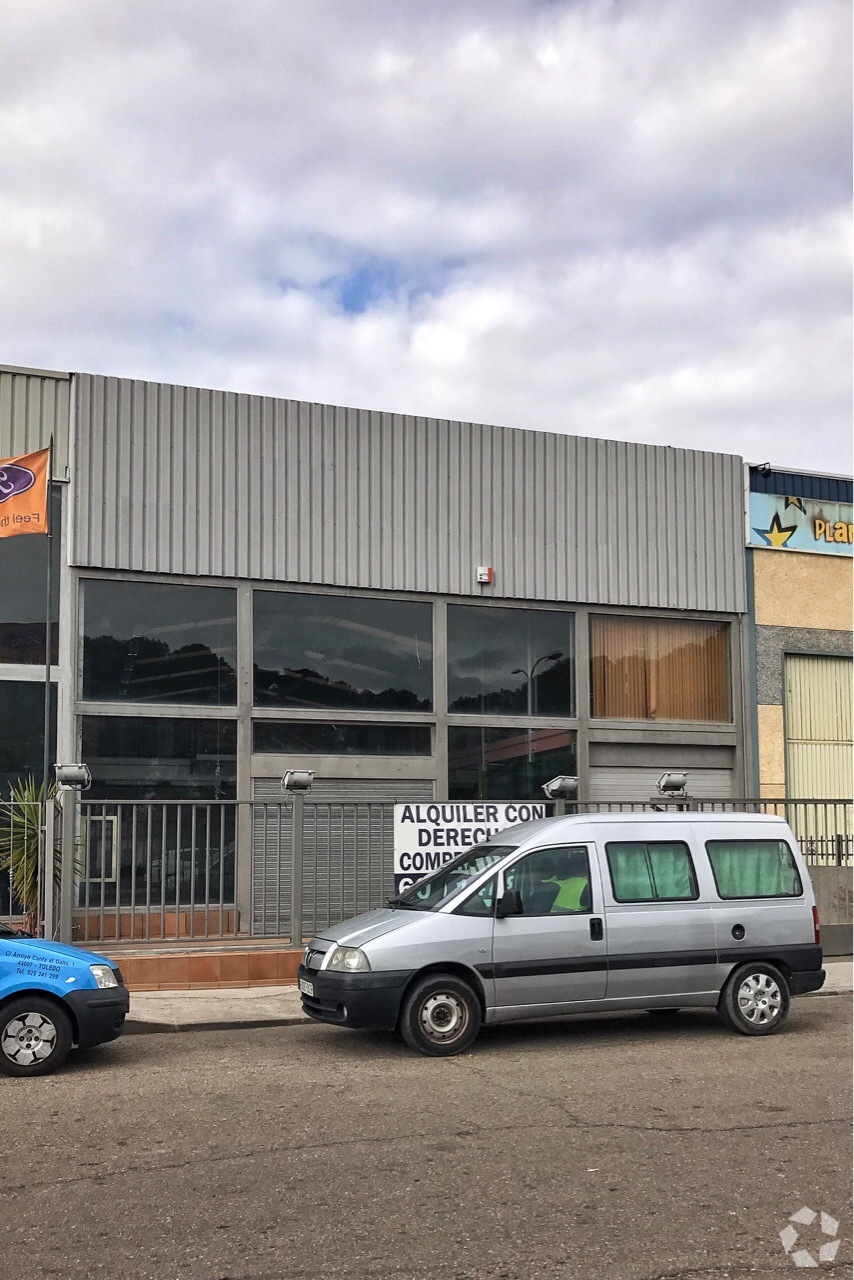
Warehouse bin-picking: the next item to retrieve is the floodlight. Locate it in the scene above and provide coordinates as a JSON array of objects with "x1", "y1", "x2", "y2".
[
  {"x1": 54, "y1": 763, "x2": 91, "y2": 790},
  {"x1": 281, "y1": 770, "x2": 315, "y2": 793},
  {"x1": 657, "y1": 771, "x2": 688, "y2": 795},
  {"x1": 542, "y1": 775, "x2": 579, "y2": 800}
]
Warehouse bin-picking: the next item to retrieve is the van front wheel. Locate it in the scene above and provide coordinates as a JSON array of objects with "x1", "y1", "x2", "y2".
[
  {"x1": 719, "y1": 963, "x2": 790, "y2": 1036},
  {"x1": 399, "y1": 974, "x2": 481, "y2": 1057}
]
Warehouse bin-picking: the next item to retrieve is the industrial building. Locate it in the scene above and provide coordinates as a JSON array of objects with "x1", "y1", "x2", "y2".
[{"x1": 0, "y1": 363, "x2": 850, "y2": 947}]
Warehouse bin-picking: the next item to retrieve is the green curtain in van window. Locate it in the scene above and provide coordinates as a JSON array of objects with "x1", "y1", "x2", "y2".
[
  {"x1": 607, "y1": 844, "x2": 655, "y2": 901},
  {"x1": 648, "y1": 843, "x2": 696, "y2": 900},
  {"x1": 706, "y1": 841, "x2": 802, "y2": 899},
  {"x1": 608, "y1": 842, "x2": 697, "y2": 902}
]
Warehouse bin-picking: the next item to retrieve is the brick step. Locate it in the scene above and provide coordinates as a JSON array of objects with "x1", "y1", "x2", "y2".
[{"x1": 100, "y1": 946, "x2": 303, "y2": 992}]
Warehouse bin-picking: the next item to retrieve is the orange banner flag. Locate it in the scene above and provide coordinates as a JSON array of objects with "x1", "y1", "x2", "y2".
[{"x1": 0, "y1": 447, "x2": 50, "y2": 538}]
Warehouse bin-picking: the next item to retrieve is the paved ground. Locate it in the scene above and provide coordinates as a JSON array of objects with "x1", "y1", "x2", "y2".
[
  {"x1": 125, "y1": 959, "x2": 853, "y2": 1032},
  {"x1": 2, "y1": 995, "x2": 851, "y2": 1280}
]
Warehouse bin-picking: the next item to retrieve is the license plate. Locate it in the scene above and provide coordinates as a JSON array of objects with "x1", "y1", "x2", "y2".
[{"x1": 299, "y1": 977, "x2": 314, "y2": 997}]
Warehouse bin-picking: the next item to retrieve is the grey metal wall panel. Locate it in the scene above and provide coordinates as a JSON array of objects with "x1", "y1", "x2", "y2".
[
  {"x1": 0, "y1": 366, "x2": 70, "y2": 475},
  {"x1": 73, "y1": 373, "x2": 746, "y2": 613}
]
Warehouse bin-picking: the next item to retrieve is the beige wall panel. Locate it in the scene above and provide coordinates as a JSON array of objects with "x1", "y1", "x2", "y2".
[
  {"x1": 757, "y1": 703, "x2": 785, "y2": 795},
  {"x1": 753, "y1": 550, "x2": 853, "y2": 630}
]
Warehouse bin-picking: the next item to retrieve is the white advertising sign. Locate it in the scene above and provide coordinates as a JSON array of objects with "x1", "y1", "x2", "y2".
[{"x1": 393, "y1": 801, "x2": 551, "y2": 894}]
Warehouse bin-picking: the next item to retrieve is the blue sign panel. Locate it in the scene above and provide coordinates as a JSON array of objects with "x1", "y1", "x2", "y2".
[{"x1": 749, "y1": 493, "x2": 853, "y2": 556}]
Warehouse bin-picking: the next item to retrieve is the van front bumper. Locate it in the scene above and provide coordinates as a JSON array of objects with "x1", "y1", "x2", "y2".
[
  {"x1": 297, "y1": 964, "x2": 412, "y2": 1031},
  {"x1": 64, "y1": 986, "x2": 130, "y2": 1048}
]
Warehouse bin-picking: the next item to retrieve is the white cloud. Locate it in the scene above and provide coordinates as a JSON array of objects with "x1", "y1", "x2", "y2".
[{"x1": 0, "y1": 0, "x2": 850, "y2": 472}]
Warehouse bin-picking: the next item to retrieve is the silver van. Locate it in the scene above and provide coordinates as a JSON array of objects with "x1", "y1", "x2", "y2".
[{"x1": 297, "y1": 812, "x2": 825, "y2": 1056}]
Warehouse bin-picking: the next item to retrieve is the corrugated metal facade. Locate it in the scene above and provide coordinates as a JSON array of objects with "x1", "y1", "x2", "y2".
[
  {"x1": 73, "y1": 374, "x2": 746, "y2": 613},
  {"x1": 0, "y1": 366, "x2": 71, "y2": 475},
  {"x1": 785, "y1": 655, "x2": 853, "y2": 800}
]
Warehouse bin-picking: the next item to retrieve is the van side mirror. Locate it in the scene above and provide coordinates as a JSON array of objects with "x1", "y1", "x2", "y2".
[{"x1": 496, "y1": 888, "x2": 523, "y2": 919}]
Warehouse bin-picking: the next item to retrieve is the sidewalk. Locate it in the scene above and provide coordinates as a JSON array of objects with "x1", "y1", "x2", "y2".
[{"x1": 125, "y1": 959, "x2": 853, "y2": 1035}]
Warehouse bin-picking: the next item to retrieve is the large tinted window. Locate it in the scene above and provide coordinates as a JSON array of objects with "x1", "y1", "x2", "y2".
[
  {"x1": 447, "y1": 605, "x2": 573, "y2": 715},
  {"x1": 82, "y1": 580, "x2": 238, "y2": 705},
  {"x1": 253, "y1": 721, "x2": 431, "y2": 755},
  {"x1": 591, "y1": 615, "x2": 729, "y2": 722},
  {"x1": 0, "y1": 682, "x2": 57, "y2": 798},
  {"x1": 0, "y1": 486, "x2": 61, "y2": 665},
  {"x1": 448, "y1": 726, "x2": 576, "y2": 800},
  {"x1": 253, "y1": 592, "x2": 432, "y2": 711},
  {"x1": 81, "y1": 717, "x2": 237, "y2": 800}
]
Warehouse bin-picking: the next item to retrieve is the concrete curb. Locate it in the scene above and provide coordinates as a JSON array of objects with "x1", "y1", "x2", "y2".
[
  {"x1": 123, "y1": 986, "x2": 849, "y2": 1036},
  {"x1": 124, "y1": 1015, "x2": 310, "y2": 1035}
]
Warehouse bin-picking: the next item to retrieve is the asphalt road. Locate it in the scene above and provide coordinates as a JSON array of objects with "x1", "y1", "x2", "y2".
[{"x1": 3, "y1": 998, "x2": 851, "y2": 1280}]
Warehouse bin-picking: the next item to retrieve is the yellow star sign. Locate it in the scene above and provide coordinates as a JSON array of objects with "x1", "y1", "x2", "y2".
[{"x1": 753, "y1": 511, "x2": 798, "y2": 548}]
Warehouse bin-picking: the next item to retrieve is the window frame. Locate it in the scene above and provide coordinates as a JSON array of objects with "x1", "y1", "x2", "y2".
[
  {"x1": 705, "y1": 839, "x2": 804, "y2": 901},
  {"x1": 605, "y1": 840, "x2": 700, "y2": 904},
  {"x1": 501, "y1": 844, "x2": 594, "y2": 917}
]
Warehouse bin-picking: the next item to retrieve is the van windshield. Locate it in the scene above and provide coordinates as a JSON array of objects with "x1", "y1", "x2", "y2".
[{"x1": 389, "y1": 845, "x2": 516, "y2": 912}]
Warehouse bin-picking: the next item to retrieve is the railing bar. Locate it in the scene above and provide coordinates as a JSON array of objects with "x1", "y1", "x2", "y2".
[
  {"x1": 99, "y1": 803, "x2": 107, "y2": 945},
  {"x1": 187, "y1": 804, "x2": 197, "y2": 939},
  {"x1": 114, "y1": 803, "x2": 123, "y2": 944},
  {"x1": 160, "y1": 804, "x2": 167, "y2": 942},
  {"x1": 144, "y1": 806, "x2": 153, "y2": 942},
  {"x1": 130, "y1": 805, "x2": 138, "y2": 943}
]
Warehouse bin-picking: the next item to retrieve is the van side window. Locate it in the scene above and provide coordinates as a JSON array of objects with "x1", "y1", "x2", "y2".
[
  {"x1": 456, "y1": 875, "x2": 497, "y2": 917},
  {"x1": 504, "y1": 846, "x2": 592, "y2": 915},
  {"x1": 706, "y1": 840, "x2": 803, "y2": 899},
  {"x1": 606, "y1": 842, "x2": 699, "y2": 903}
]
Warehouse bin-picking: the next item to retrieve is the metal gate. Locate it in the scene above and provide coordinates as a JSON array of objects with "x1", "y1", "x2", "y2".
[{"x1": 250, "y1": 779, "x2": 434, "y2": 939}]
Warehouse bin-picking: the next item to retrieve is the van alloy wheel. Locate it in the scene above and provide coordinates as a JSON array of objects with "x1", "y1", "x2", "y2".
[
  {"x1": 736, "y1": 973, "x2": 783, "y2": 1026},
  {"x1": 718, "y1": 962, "x2": 790, "y2": 1037},
  {"x1": 0, "y1": 997, "x2": 73, "y2": 1077}
]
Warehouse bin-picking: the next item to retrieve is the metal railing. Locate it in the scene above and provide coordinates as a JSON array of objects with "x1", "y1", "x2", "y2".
[
  {"x1": 567, "y1": 798, "x2": 853, "y2": 866},
  {"x1": 72, "y1": 801, "x2": 240, "y2": 945},
  {"x1": 1, "y1": 794, "x2": 850, "y2": 947}
]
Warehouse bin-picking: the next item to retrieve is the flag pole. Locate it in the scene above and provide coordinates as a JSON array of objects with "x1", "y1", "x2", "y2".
[{"x1": 42, "y1": 436, "x2": 53, "y2": 805}]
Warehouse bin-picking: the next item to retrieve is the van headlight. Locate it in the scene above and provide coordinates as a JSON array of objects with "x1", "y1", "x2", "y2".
[
  {"x1": 325, "y1": 947, "x2": 371, "y2": 973},
  {"x1": 89, "y1": 964, "x2": 119, "y2": 989}
]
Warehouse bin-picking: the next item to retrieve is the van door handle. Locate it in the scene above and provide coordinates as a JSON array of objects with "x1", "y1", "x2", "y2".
[{"x1": 589, "y1": 918, "x2": 604, "y2": 942}]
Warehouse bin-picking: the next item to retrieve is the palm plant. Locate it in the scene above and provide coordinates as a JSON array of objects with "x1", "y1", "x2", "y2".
[{"x1": 0, "y1": 776, "x2": 57, "y2": 930}]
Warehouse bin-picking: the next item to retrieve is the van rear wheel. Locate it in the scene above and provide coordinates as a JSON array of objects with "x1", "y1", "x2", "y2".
[
  {"x1": 0, "y1": 997, "x2": 73, "y2": 1077},
  {"x1": 399, "y1": 973, "x2": 481, "y2": 1057},
  {"x1": 719, "y1": 962, "x2": 790, "y2": 1036}
]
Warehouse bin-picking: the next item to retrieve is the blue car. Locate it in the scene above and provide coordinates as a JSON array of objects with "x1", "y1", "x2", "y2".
[{"x1": 0, "y1": 926, "x2": 129, "y2": 1077}]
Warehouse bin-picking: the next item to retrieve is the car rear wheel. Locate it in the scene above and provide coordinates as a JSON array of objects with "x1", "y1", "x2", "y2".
[
  {"x1": 718, "y1": 962, "x2": 790, "y2": 1036},
  {"x1": 0, "y1": 997, "x2": 73, "y2": 1077},
  {"x1": 399, "y1": 973, "x2": 481, "y2": 1057}
]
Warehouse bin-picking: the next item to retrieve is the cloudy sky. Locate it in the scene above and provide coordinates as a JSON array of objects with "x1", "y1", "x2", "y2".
[{"x1": 1, "y1": 0, "x2": 850, "y2": 472}]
